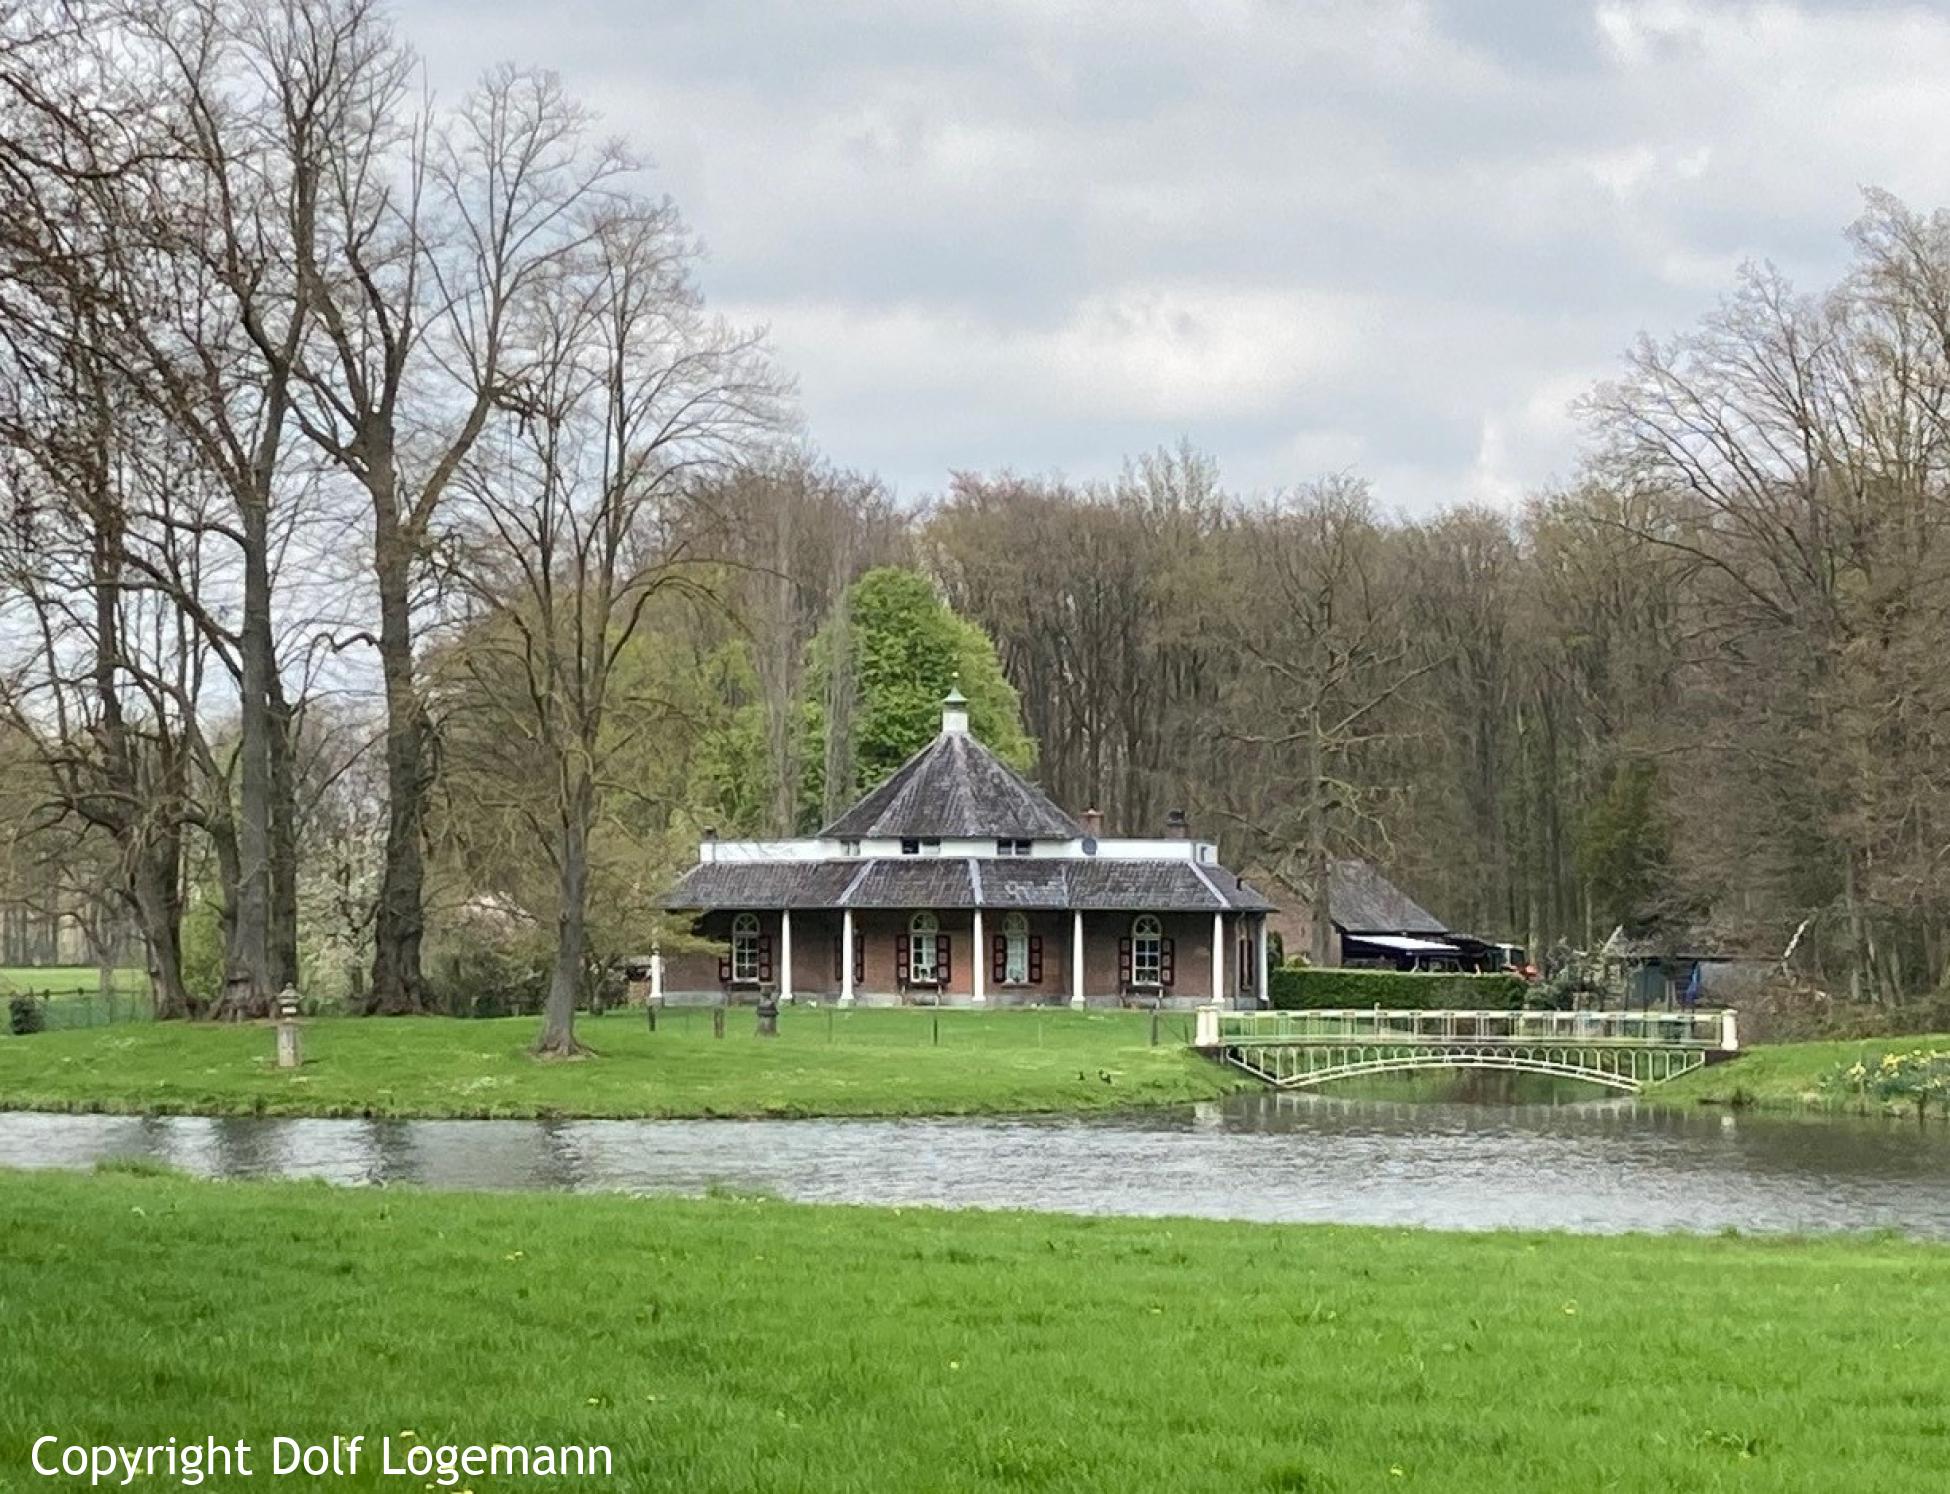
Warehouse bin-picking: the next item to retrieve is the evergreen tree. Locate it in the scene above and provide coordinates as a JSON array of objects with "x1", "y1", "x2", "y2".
[{"x1": 801, "y1": 568, "x2": 1033, "y2": 824}]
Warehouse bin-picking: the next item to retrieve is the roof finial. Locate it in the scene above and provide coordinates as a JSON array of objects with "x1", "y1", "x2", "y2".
[{"x1": 941, "y1": 673, "x2": 969, "y2": 734}]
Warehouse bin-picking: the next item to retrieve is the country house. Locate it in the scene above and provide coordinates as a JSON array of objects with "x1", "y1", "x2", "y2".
[{"x1": 657, "y1": 689, "x2": 1274, "y2": 1006}]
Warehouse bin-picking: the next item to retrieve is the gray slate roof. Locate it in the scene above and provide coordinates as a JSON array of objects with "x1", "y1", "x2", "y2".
[
  {"x1": 659, "y1": 856, "x2": 1275, "y2": 913},
  {"x1": 819, "y1": 731, "x2": 1082, "y2": 840},
  {"x1": 1329, "y1": 858, "x2": 1446, "y2": 933}
]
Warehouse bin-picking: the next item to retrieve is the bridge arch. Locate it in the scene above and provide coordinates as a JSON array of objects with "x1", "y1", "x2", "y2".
[
  {"x1": 1246, "y1": 1050, "x2": 1645, "y2": 1093},
  {"x1": 1203, "y1": 1008, "x2": 1733, "y2": 1094}
]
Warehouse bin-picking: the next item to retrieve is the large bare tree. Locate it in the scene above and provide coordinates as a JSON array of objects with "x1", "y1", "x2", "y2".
[{"x1": 449, "y1": 194, "x2": 779, "y2": 1055}]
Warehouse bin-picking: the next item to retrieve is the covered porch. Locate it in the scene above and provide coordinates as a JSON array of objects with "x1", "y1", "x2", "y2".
[{"x1": 658, "y1": 905, "x2": 1271, "y2": 1009}]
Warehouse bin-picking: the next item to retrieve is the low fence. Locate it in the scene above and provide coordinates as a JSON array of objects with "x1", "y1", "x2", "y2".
[{"x1": 5, "y1": 987, "x2": 156, "y2": 1035}]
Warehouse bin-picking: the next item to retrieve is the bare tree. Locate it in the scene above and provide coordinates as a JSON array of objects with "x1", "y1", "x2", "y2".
[
  {"x1": 278, "y1": 51, "x2": 635, "y2": 1014},
  {"x1": 450, "y1": 195, "x2": 779, "y2": 1055},
  {"x1": 1217, "y1": 478, "x2": 1440, "y2": 963}
]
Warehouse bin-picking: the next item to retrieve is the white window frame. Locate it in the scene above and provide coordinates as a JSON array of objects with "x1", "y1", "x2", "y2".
[
  {"x1": 910, "y1": 910, "x2": 940, "y2": 983},
  {"x1": 731, "y1": 912, "x2": 761, "y2": 984},
  {"x1": 1003, "y1": 912, "x2": 1029, "y2": 984},
  {"x1": 1132, "y1": 914, "x2": 1163, "y2": 987}
]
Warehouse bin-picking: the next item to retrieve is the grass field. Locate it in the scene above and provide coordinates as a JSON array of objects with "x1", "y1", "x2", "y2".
[
  {"x1": 0, "y1": 964, "x2": 149, "y2": 996},
  {"x1": 3, "y1": 1169, "x2": 1946, "y2": 1492},
  {"x1": 1650, "y1": 1033, "x2": 1950, "y2": 1115},
  {"x1": 0, "y1": 1008, "x2": 1251, "y2": 1119}
]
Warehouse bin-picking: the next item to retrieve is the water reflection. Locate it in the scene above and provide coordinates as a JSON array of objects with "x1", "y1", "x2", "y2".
[{"x1": 5, "y1": 1095, "x2": 1948, "y2": 1238}]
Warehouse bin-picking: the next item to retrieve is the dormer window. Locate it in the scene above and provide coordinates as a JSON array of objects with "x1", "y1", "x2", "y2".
[
  {"x1": 901, "y1": 837, "x2": 941, "y2": 856},
  {"x1": 841, "y1": 839, "x2": 861, "y2": 857},
  {"x1": 996, "y1": 838, "x2": 1031, "y2": 857}
]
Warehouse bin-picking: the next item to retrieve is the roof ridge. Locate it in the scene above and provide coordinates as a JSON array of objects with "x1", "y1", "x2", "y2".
[
  {"x1": 1185, "y1": 859, "x2": 1226, "y2": 909},
  {"x1": 838, "y1": 860, "x2": 875, "y2": 907}
]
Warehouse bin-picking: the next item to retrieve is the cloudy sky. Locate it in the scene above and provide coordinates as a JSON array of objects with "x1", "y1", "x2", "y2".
[{"x1": 398, "y1": 0, "x2": 1950, "y2": 513}]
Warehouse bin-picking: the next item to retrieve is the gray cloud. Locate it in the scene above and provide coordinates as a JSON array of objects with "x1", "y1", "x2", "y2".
[{"x1": 398, "y1": 0, "x2": 1950, "y2": 510}]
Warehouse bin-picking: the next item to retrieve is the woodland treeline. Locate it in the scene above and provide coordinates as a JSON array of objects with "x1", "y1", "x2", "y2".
[{"x1": 4, "y1": 1, "x2": 1950, "y2": 1051}]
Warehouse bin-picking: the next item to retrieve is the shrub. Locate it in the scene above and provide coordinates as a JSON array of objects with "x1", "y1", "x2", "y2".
[
  {"x1": 8, "y1": 992, "x2": 45, "y2": 1036},
  {"x1": 423, "y1": 946, "x2": 549, "y2": 1018},
  {"x1": 1266, "y1": 966, "x2": 1529, "y2": 1011}
]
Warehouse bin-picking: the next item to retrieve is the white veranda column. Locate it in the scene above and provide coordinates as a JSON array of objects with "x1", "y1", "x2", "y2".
[
  {"x1": 1212, "y1": 911, "x2": 1225, "y2": 1007},
  {"x1": 1255, "y1": 916, "x2": 1270, "y2": 1008},
  {"x1": 840, "y1": 908, "x2": 855, "y2": 1007},
  {"x1": 972, "y1": 907, "x2": 986, "y2": 1005},
  {"x1": 780, "y1": 908, "x2": 794, "y2": 1003},
  {"x1": 1070, "y1": 910, "x2": 1085, "y2": 1008},
  {"x1": 650, "y1": 941, "x2": 664, "y2": 1004}
]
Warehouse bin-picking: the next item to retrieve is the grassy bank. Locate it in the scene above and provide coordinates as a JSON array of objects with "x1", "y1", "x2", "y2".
[
  {"x1": 1650, "y1": 1032, "x2": 1950, "y2": 1115},
  {"x1": 0, "y1": 1008, "x2": 1249, "y2": 1120},
  {"x1": 3, "y1": 1170, "x2": 1946, "y2": 1492}
]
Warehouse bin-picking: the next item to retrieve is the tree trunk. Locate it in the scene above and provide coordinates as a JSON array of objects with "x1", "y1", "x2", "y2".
[
  {"x1": 821, "y1": 591, "x2": 858, "y2": 825},
  {"x1": 214, "y1": 496, "x2": 277, "y2": 1019},
  {"x1": 1843, "y1": 849, "x2": 1868, "y2": 1004},
  {"x1": 1304, "y1": 734, "x2": 1333, "y2": 967},
  {"x1": 368, "y1": 523, "x2": 430, "y2": 1014},
  {"x1": 534, "y1": 797, "x2": 593, "y2": 1057},
  {"x1": 129, "y1": 843, "x2": 192, "y2": 1021},
  {"x1": 268, "y1": 683, "x2": 301, "y2": 992}
]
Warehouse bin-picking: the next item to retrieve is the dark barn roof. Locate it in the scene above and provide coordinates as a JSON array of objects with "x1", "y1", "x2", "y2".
[
  {"x1": 1329, "y1": 859, "x2": 1447, "y2": 934},
  {"x1": 659, "y1": 856, "x2": 1274, "y2": 914},
  {"x1": 819, "y1": 731, "x2": 1082, "y2": 841}
]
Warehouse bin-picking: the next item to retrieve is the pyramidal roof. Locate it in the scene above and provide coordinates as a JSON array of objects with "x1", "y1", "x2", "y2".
[{"x1": 819, "y1": 697, "x2": 1082, "y2": 841}]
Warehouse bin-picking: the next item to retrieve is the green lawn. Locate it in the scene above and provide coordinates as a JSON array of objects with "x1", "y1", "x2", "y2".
[
  {"x1": 3, "y1": 1169, "x2": 1946, "y2": 1492},
  {"x1": 1651, "y1": 1033, "x2": 1950, "y2": 1115},
  {"x1": 0, "y1": 964, "x2": 149, "y2": 996},
  {"x1": 0, "y1": 1008, "x2": 1251, "y2": 1119}
]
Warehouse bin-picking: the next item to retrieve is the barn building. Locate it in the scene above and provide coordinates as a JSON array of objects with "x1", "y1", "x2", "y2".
[{"x1": 656, "y1": 689, "x2": 1274, "y2": 1007}]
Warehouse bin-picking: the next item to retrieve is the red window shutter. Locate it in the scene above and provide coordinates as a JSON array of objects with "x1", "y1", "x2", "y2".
[
  {"x1": 896, "y1": 934, "x2": 910, "y2": 985},
  {"x1": 833, "y1": 937, "x2": 843, "y2": 982},
  {"x1": 936, "y1": 934, "x2": 951, "y2": 985},
  {"x1": 717, "y1": 954, "x2": 731, "y2": 985},
  {"x1": 1118, "y1": 938, "x2": 1132, "y2": 988},
  {"x1": 1161, "y1": 938, "x2": 1175, "y2": 987},
  {"x1": 757, "y1": 935, "x2": 773, "y2": 983},
  {"x1": 992, "y1": 935, "x2": 1006, "y2": 984},
  {"x1": 1028, "y1": 935, "x2": 1043, "y2": 984},
  {"x1": 854, "y1": 939, "x2": 865, "y2": 984}
]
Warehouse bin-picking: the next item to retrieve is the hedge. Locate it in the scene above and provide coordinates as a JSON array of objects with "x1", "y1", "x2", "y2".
[{"x1": 1266, "y1": 966, "x2": 1529, "y2": 1011}]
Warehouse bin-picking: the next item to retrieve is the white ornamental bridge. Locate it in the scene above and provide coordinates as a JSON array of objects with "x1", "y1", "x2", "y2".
[{"x1": 1192, "y1": 1007, "x2": 1741, "y2": 1093}]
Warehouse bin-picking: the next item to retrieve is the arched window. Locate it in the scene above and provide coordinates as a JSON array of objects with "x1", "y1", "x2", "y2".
[
  {"x1": 909, "y1": 910, "x2": 940, "y2": 983},
  {"x1": 731, "y1": 912, "x2": 761, "y2": 984},
  {"x1": 1131, "y1": 915, "x2": 1163, "y2": 987},
  {"x1": 1003, "y1": 911, "x2": 1029, "y2": 984}
]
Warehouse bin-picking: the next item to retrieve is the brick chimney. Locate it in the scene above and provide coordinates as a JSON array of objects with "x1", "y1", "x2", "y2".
[
  {"x1": 1081, "y1": 807, "x2": 1103, "y2": 837},
  {"x1": 1164, "y1": 808, "x2": 1189, "y2": 840}
]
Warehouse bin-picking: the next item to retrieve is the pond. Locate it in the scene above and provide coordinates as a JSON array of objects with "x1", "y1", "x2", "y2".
[{"x1": 7, "y1": 1090, "x2": 1950, "y2": 1238}]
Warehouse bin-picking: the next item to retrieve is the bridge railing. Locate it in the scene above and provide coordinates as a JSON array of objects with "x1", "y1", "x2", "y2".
[{"x1": 1210, "y1": 1007, "x2": 1736, "y2": 1049}]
